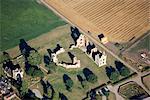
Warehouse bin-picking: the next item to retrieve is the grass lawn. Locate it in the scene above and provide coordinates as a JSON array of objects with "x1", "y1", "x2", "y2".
[
  {"x1": 1, "y1": 0, "x2": 66, "y2": 51},
  {"x1": 47, "y1": 48, "x2": 109, "y2": 99},
  {"x1": 129, "y1": 33, "x2": 150, "y2": 53}
]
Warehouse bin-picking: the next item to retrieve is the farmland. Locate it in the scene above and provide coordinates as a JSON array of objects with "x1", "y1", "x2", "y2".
[
  {"x1": 1, "y1": 0, "x2": 66, "y2": 51},
  {"x1": 43, "y1": 0, "x2": 149, "y2": 43}
]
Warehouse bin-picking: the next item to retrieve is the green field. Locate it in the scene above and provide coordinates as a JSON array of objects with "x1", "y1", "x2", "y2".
[
  {"x1": 130, "y1": 33, "x2": 150, "y2": 53},
  {"x1": 1, "y1": 0, "x2": 66, "y2": 51}
]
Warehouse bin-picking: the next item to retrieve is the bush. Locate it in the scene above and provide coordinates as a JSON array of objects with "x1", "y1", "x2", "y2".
[
  {"x1": 27, "y1": 50, "x2": 42, "y2": 66},
  {"x1": 26, "y1": 66, "x2": 44, "y2": 78},
  {"x1": 87, "y1": 74, "x2": 98, "y2": 83},
  {"x1": 66, "y1": 79, "x2": 73, "y2": 91},
  {"x1": 120, "y1": 67, "x2": 130, "y2": 77},
  {"x1": 20, "y1": 81, "x2": 28, "y2": 96},
  {"x1": 109, "y1": 71, "x2": 119, "y2": 81}
]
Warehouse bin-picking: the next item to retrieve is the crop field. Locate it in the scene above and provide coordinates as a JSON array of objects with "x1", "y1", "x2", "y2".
[
  {"x1": 43, "y1": 0, "x2": 149, "y2": 43},
  {"x1": 1, "y1": 0, "x2": 66, "y2": 51}
]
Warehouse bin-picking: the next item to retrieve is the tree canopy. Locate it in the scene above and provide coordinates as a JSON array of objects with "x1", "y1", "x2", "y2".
[
  {"x1": 66, "y1": 79, "x2": 73, "y2": 91},
  {"x1": 26, "y1": 66, "x2": 44, "y2": 78},
  {"x1": 109, "y1": 71, "x2": 119, "y2": 81},
  {"x1": 120, "y1": 67, "x2": 130, "y2": 77},
  {"x1": 27, "y1": 50, "x2": 42, "y2": 66},
  {"x1": 20, "y1": 81, "x2": 28, "y2": 96}
]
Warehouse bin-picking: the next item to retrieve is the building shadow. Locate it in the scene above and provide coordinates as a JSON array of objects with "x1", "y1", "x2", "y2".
[
  {"x1": 53, "y1": 44, "x2": 62, "y2": 53},
  {"x1": 68, "y1": 52, "x2": 75, "y2": 63},
  {"x1": 86, "y1": 42, "x2": 95, "y2": 54}
]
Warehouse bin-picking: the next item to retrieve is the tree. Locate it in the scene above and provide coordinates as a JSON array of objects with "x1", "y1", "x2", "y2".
[
  {"x1": 120, "y1": 67, "x2": 130, "y2": 77},
  {"x1": 20, "y1": 81, "x2": 28, "y2": 96},
  {"x1": 33, "y1": 69, "x2": 44, "y2": 78},
  {"x1": 26, "y1": 66, "x2": 35, "y2": 76},
  {"x1": 27, "y1": 50, "x2": 42, "y2": 66},
  {"x1": 26, "y1": 66, "x2": 44, "y2": 78},
  {"x1": 1, "y1": 52, "x2": 11, "y2": 63},
  {"x1": 65, "y1": 79, "x2": 73, "y2": 91},
  {"x1": 87, "y1": 74, "x2": 98, "y2": 83},
  {"x1": 109, "y1": 71, "x2": 119, "y2": 81}
]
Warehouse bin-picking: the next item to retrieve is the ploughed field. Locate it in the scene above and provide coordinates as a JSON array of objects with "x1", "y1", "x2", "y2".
[
  {"x1": 1, "y1": 0, "x2": 66, "y2": 51},
  {"x1": 44, "y1": 0, "x2": 149, "y2": 43}
]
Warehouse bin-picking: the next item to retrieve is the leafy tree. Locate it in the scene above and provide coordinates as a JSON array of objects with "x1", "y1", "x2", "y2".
[
  {"x1": 33, "y1": 69, "x2": 44, "y2": 78},
  {"x1": 109, "y1": 71, "x2": 119, "y2": 81},
  {"x1": 27, "y1": 50, "x2": 42, "y2": 66},
  {"x1": 26, "y1": 66, "x2": 44, "y2": 78},
  {"x1": 20, "y1": 81, "x2": 28, "y2": 96},
  {"x1": 87, "y1": 74, "x2": 98, "y2": 83},
  {"x1": 1, "y1": 52, "x2": 11, "y2": 63},
  {"x1": 66, "y1": 79, "x2": 73, "y2": 91},
  {"x1": 120, "y1": 67, "x2": 130, "y2": 77},
  {"x1": 26, "y1": 66, "x2": 35, "y2": 76}
]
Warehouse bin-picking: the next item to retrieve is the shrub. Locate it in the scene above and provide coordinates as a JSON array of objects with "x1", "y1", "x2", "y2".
[
  {"x1": 120, "y1": 67, "x2": 130, "y2": 77},
  {"x1": 87, "y1": 74, "x2": 98, "y2": 83},
  {"x1": 27, "y1": 50, "x2": 42, "y2": 66},
  {"x1": 66, "y1": 79, "x2": 73, "y2": 91},
  {"x1": 109, "y1": 71, "x2": 119, "y2": 81}
]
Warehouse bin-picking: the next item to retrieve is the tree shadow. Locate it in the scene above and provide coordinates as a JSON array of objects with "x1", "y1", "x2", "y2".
[
  {"x1": 3, "y1": 60, "x2": 14, "y2": 71},
  {"x1": 43, "y1": 55, "x2": 51, "y2": 65},
  {"x1": 105, "y1": 66, "x2": 115, "y2": 78},
  {"x1": 63, "y1": 74, "x2": 70, "y2": 83},
  {"x1": 59, "y1": 92, "x2": 68, "y2": 100},
  {"x1": 83, "y1": 68, "x2": 94, "y2": 80},
  {"x1": 115, "y1": 61, "x2": 124, "y2": 71},
  {"x1": 63, "y1": 74, "x2": 73, "y2": 91},
  {"x1": 47, "y1": 49, "x2": 52, "y2": 59},
  {"x1": 22, "y1": 89, "x2": 39, "y2": 100},
  {"x1": 70, "y1": 26, "x2": 81, "y2": 44},
  {"x1": 40, "y1": 79, "x2": 47, "y2": 94},
  {"x1": 19, "y1": 39, "x2": 34, "y2": 57},
  {"x1": 2, "y1": 51, "x2": 11, "y2": 62},
  {"x1": 77, "y1": 74, "x2": 84, "y2": 82},
  {"x1": 47, "y1": 81, "x2": 55, "y2": 99}
]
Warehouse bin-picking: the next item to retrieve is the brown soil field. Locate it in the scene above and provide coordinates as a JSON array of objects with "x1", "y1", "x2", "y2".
[{"x1": 43, "y1": 0, "x2": 150, "y2": 43}]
